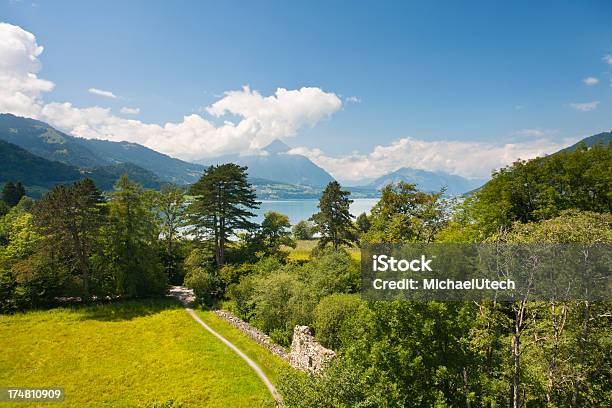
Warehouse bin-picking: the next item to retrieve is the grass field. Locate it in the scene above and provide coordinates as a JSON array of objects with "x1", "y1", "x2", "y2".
[
  {"x1": 193, "y1": 311, "x2": 290, "y2": 385},
  {"x1": 0, "y1": 299, "x2": 284, "y2": 408}
]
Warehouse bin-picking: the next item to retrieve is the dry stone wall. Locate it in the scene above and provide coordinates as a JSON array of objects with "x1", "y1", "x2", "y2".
[
  {"x1": 214, "y1": 310, "x2": 289, "y2": 360},
  {"x1": 289, "y1": 326, "x2": 335, "y2": 372},
  {"x1": 213, "y1": 310, "x2": 335, "y2": 372}
]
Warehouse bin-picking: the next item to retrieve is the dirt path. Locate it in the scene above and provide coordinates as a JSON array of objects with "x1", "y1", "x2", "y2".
[{"x1": 169, "y1": 286, "x2": 281, "y2": 403}]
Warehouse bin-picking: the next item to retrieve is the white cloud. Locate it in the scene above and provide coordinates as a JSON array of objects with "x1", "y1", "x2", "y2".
[
  {"x1": 120, "y1": 106, "x2": 140, "y2": 115},
  {"x1": 569, "y1": 101, "x2": 599, "y2": 112},
  {"x1": 88, "y1": 87, "x2": 117, "y2": 99},
  {"x1": 290, "y1": 136, "x2": 577, "y2": 182},
  {"x1": 0, "y1": 22, "x2": 54, "y2": 117},
  {"x1": 512, "y1": 128, "x2": 557, "y2": 138},
  {"x1": 345, "y1": 96, "x2": 361, "y2": 103},
  {"x1": 582, "y1": 76, "x2": 599, "y2": 86},
  {"x1": 603, "y1": 54, "x2": 612, "y2": 65},
  {"x1": 0, "y1": 23, "x2": 343, "y2": 160}
]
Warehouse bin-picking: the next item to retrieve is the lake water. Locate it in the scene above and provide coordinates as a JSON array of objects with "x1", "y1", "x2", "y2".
[{"x1": 253, "y1": 198, "x2": 379, "y2": 224}]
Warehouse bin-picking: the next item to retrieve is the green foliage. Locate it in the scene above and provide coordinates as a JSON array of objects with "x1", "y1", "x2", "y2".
[
  {"x1": 184, "y1": 266, "x2": 222, "y2": 306},
  {"x1": 311, "y1": 181, "x2": 357, "y2": 250},
  {"x1": 31, "y1": 178, "x2": 106, "y2": 299},
  {"x1": 355, "y1": 212, "x2": 371, "y2": 234},
  {"x1": 154, "y1": 185, "x2": 187, "y2": 284},
  {"x1": 292, "y1": 219, "x2": 315, "y2": 240},
  {"x1": 468, "y1": 142, "x2": 611, "y2": 238},
  {"x1": 1, "y1": 181, "x2": 25, "y2": 207},
  {"x1": 252, "y1": 271, "x2": 316, "y2": 346},
  {"x1": 301, "y1": 248, "x2": 360, "y2": 297},
  {"x1": 313, "y1": 293, "x2": 362, "y2": 349},
  {"x1": 188, "y1": 163, "x2": 259, "y2": 267},
  {"x1": 498, "y1": 209, "x2": 612, "y2": 244},
  {"x1": 102, "y1": 175, "x2": 166, "y2": 298},
  {"x1": 362, "y1": 182, "x2": 449, "y2": 243},
  {"x1": 259, "y1": 211, "x2": 295, "y2": 258},
  {"x1": 278, "y1": 357, "x2": 384, "y2": 408}
]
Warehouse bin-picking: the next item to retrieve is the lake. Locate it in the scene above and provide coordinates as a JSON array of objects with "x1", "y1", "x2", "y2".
[{"x1": 253, "y1": 198, "x2": 379, "y2": 224}]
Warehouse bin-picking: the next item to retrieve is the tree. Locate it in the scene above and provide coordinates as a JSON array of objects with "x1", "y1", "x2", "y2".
[
  {"x1": 292, "y1": 219, "x2": 315, "y2": 240},
  {"x1": 154, "y1": 185, "x2": 186, "y2": 284},
  {"x1": 259, "y1": 211, "x2": 295, "y2": 258},
  {"x1": 355, "y1": 212, "x2": 371, "y2": 234},
  {"x1": 467, "y1": 142, "x2": 611, "y2": 238},
  {"x1": 188, "y1": 164, "x2": 259, "y2": 267},
  {"x1": 31, "y1": 178, "x2": 105, "y2": 300},
  {"x1": 311, "y1": 181, "x2": 356, "y2": 250},
  {"x1": 362, "y1": 182, "x2": 448, "y2": 243},
  {"x1": 2, "y1": 181, "x2": 25, "y2": 207},
  {"x1": 104, "y1": 174, "x2": 165, "y2": 297}
]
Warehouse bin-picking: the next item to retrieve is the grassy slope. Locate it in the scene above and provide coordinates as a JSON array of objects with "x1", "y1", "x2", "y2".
[
  {"x1": 194, "y1": 310, "x2": 290, "y2": 385},
  {"x1": 0, "y1": 299, "x2": 274, "y2": 408}
]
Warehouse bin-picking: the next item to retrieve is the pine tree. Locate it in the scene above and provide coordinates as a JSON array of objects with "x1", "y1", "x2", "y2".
[
  {"x1": 311, "y1": 181, "x2": 356, "y2": 250},
  {"x1": 188, "y1": 164, "x2": 259, "y2": 267}
]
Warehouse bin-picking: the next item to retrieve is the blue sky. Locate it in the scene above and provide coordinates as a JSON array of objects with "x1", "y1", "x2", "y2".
[{"x1": 1, "y1": 0, "x2": 611, "y2": 181}]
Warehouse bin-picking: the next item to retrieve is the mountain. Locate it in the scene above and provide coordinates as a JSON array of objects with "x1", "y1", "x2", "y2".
[
  {"x1": 198, "y1": 139, "x2": 334, "y2": 186},
  {"x1": 0, "y1": 114, "x2": 106, "y2": 167},
  {"x1": 0, "y1": 139, "x2": 83, "y2": 189},
  {"x1": 0, "y1": 113, "x2": 204, "y2": 184},
  {"x1": 366, "y1": 167, "x2": 486, "y2": 195},
  {"x1": 560, "y1": 131, "x2": 611, "y2": 152},
  {"x1": 75, "y1": 138, "x2": 205, "y2": 184},
  {"x1": 0, "y1": 139, "x2": 162, "y2": 194}
]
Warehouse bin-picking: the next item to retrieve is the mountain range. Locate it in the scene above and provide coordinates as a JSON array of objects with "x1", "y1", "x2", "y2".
[
  {"x1": 365, "y1": 167, "x2": 487, "y2": 195},
  {"x1": 1, "y1": 113, "x2": 609, "y2": 198},
  {"x1": 0, "y1": 113, "x2": 204, "y2": 185},
  {"x1": 0, "y1": 139, "x2": 162, "y2": 193},
  {"x1": 197, "y1": 139, "x2": 335, "y2": 187}
]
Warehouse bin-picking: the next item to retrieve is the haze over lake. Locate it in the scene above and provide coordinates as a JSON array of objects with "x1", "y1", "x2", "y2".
[{"x1": 253, "y1": 198, "x2": 379, "y2": 224}]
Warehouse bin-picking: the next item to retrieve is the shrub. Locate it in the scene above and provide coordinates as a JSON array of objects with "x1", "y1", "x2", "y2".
[
  {"x1": 252, "y1": 271, "x2": 316, "y2": 346},
  {"x1": 303, "y1": 248, "x2": 360, "y2": 297},
  {"x1": 184, "y1": 266, "x2": 222, "y2": 306},
  {"x1": 313, "y1": 293, "x2": 363, "y2": 350}
]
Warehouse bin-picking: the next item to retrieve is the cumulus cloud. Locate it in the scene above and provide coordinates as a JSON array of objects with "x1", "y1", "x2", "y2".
[
  {"x1": 582, "y1": 77, "x2": 599, "y2": 86},
  {"x1": 120, "y1": 106, "x2": 140, "y2": 115},
  {"x1": 88, "y1": 87, "x2": 117, "y2": 98},
  {"x1": 0, "y1": 22, "x2": 54, "y2": 117},
  {"x1": 345, "y1": 96, "x2": 361, "y2": 103},
  {"x1": 0, "y1": 23, "x2": 343, "y2": 160},
  {"x1": 569, "y1": 101, "x2": 599, "y2": 112},
  {"x1": 289, "y1": 136, "x2": 576, "y2": 181},
  {"x1": 603, "y1": 54, "x2": 612, "y2": 65}
]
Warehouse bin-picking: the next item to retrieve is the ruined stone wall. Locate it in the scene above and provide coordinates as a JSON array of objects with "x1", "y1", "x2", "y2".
[
  {"x1": 214, "y1": 310, "x2": 335, "y2": 372},
  {"x1": 289, "y1": 326, "x2": 335, "y2": 372}
]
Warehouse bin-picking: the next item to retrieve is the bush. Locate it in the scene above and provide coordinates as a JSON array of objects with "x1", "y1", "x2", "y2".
[
  {"x1": 313, "y1": 294, "x2": 362, "y2": 350},
  {"x1": 252, "y1": 271, "x2": 316, "y2": 346},
  {"x1": 278, "y1": 357, "x2": 383, "y2": 408},
  {"x1": 184, "y1": 266, "x2": 222, "y2": 306},
  {"x1": 303, "y1": 248, "x2": 360, "y2": 298}
]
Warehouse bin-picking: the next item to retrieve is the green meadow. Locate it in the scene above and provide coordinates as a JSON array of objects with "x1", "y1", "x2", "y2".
[{"x1": 0, "y1": 299, "x2": 284, "y2": 408}]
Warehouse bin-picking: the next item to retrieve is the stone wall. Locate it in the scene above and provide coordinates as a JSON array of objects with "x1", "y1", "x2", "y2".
[
  {"x1": 289, "y1": 325, "x2": 335, "y2": 373},
  {"x1": 213, "y1": 310, "x2": 290, "y2": 361},
  {"x1": 213, "y1": 310, "x2": 335, "y2": 372}
]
